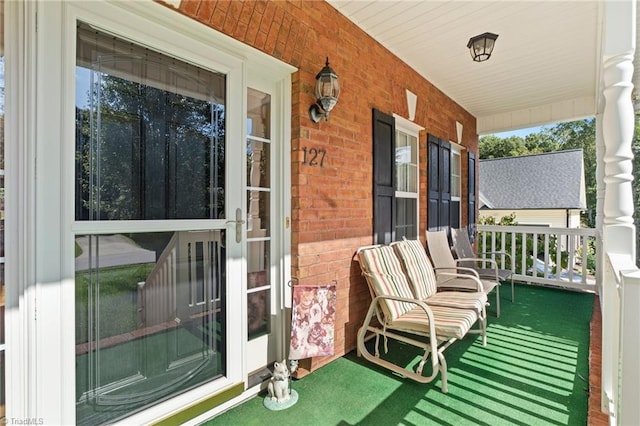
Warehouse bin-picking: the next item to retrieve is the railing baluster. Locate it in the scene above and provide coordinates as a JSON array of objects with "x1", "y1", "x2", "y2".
[
  {"x1": 482, "y1": 231, "x2": 487, "y2": 261},
  {"x1": 543, "y1": 233, "x2": 550, "y2": 279},
  {"x1": 581, "y1": 235, "x2": 588, "y2": 284},
  {"x1": 511, "y1": 232, "x2": 516, "y2": 272},
  {"x1": 491, "y1": 231, "x2": 496, "y2": 266},
  {"x1": 567, "y1": 232, "x2": 575, "y2": 283},
  {"x1": 520, "y1": 232, "x2": 526, "y2": 275},
  {"x1": 490, "y1": 232, "x2": 497, "y2": 261},
  {"x1": 500, "y1": 231, "x2": 506, "y2": 268},
  {"x1": 532, "y1": 233, "x2": 538, "y2": 278},
  {"x1": 555, "y1": 234, "x2": 562, "y2": 281}
]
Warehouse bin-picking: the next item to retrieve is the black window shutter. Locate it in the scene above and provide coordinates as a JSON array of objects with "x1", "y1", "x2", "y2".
[
  {"x1": 427, "y1": 134, "x2": 451, "y2": 234},
  {"x1": 372, "y1": 109, "x2": 395, "y2": 244},
  {"x1": 439, "y1": 139, "x2": 451, "y2": 235},
  {"x1": 468, "y1": 152, "x2": 477, "y2": 242},
  {"x1": 427, "y1": 135, "x2": 440, "y2": 231}
]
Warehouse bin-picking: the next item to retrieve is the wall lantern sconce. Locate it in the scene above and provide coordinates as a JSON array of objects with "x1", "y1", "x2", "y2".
[
  {"x1": 309, "y1": 57, "x2": 340, "y2": 123},
  {"x1": 467, "y1": 32, "x2": 499, "y2": 62}
]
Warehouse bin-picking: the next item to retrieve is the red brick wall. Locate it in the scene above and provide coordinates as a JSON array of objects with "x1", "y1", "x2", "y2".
[{"x1": 162, "y1": 0, "x2": 478, "y2": 375}]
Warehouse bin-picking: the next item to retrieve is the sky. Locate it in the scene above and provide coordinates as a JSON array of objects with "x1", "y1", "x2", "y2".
[{"x1": 489, "y1": 125, "x2": 546, "y2": 138}]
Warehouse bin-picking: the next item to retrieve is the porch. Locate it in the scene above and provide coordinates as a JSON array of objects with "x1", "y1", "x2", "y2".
[
  {"x1": 205, "y1": 283, "x2": 599, "y2": 425},
  {"x1": 200, "y1": 224, "x2": 607, "y2": 425},
  {"x1": 3, "y1": 1, "x2": 639, "y2": 424}
]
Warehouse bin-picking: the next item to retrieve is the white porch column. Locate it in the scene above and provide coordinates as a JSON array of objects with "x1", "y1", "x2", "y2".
[
  {"x1": 595, "y1": 113, "x2": 605, "y2": 296},
  {"x1": 595, "y1": 112, "x2": 614, "y2": 416},
  {"x1": 600, "y1": 0, "x2": 637, "y2": 424}
]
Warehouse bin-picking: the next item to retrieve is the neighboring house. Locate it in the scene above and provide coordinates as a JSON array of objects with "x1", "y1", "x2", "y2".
[{"x1": 479, "y1": 150, "x2": 587, "y2": 228}]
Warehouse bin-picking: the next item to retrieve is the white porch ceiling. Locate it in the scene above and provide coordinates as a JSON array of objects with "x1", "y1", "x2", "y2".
[{"x1": 327, "y1": 1, "x2": 639, "y2": 135}]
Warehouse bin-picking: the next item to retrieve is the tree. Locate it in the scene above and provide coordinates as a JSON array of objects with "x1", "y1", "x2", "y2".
[
  {"x1": 544, "y1": 119, "x2": 596, "y2": 227},
  {"x1": 633, "y1": 113, "x2": 640, "y2": 266},
  {"x1": 76, "y1": 70, "x2": 226, "y2": 221},
  {"x1": 524, "y1": 132, "x2": 560, "y2": 154},
  {"x1": 479, "y1": 135, "x2": 529, "y2": 159}
]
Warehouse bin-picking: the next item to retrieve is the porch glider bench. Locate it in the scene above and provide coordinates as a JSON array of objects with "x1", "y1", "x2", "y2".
[{"x1": 356, "y1": 241, "x2": 487, "y2": 393}]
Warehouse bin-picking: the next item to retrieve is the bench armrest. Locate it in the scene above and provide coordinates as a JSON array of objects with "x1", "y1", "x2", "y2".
[
  {"x1": 436, "y1": 271, "x2": 484, "y2": 292},
  {"x1": 433, "y1": 266, "x2": 481, "y2": 278}
]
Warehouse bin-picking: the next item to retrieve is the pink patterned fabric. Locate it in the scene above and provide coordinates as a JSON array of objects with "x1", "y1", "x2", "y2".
[{"x1": 288, "y1": 284, "x2": 337, "y2": 359}]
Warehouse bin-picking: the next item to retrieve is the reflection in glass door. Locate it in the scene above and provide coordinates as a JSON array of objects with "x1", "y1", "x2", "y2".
[
  {"x1": 75, "y1": 231, "x2": 226, "y2": 423},
  {"x1": 74, "y1": 23, "x2": 229, "y2": 425}
]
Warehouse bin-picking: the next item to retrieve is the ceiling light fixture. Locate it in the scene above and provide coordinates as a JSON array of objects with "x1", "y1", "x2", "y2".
[{"x1": 467, "y1": 32, "x2": 499, "y2": 62}]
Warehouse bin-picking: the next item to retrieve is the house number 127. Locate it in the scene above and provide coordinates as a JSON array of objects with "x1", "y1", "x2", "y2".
[{"x1": 302, "y1": 147, "x2": 326, "y2": 167}]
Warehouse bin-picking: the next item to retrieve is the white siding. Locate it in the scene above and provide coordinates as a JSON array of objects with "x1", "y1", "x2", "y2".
[{"x1": 479, "y1": 209, "x2": 582, "y2": 228}]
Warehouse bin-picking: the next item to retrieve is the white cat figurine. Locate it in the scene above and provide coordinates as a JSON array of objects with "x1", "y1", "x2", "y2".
[{"x1": 267, "y1": 360, "x2": 290, "y2": 402}]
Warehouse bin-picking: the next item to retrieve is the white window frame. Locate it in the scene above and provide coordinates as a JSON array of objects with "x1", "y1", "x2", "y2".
[
  {"x1": 450, "y1": 142, "x2": 463, "y2": 226},
  {"x1": 393, "y1": 114, "x2": 423, "y2": 237}
]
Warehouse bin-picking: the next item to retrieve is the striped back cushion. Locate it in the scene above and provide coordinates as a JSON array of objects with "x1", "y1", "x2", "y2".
[
  {"x1": 393, "y1": 239, "x2": 438, "y2": 299},
  {"x1": 357, "y1": 245, "x2": 416, "y2": 321}
]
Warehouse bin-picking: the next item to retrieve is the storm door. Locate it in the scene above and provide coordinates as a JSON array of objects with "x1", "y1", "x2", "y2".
[{"x1": 73, "y1": 22, "x2": 239, "y2": 425}]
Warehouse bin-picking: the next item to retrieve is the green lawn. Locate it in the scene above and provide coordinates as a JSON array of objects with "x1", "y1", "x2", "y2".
[{"x1": 75, "y1": 263, "x2": 154, "y2": 344}]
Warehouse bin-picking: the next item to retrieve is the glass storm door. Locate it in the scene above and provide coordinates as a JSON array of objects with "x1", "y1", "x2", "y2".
[{"x1": 73, "y1": 22, "x2": 241, "y2": 425}]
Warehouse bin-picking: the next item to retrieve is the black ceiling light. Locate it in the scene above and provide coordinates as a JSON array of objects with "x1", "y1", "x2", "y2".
[
  {"x1": 309, "y1": 57, "x2": 340, "y2": 123},
  {"x1": 467, "y1": 32, "x2": 499, "y2": 62}
]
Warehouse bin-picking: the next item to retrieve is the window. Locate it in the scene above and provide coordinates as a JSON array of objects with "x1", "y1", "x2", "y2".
[
  {"x1": 372, "y1": 109, "x2": 423, "y2": 244},
  {"x1": 450, "y1": 143, "x2": 462, "y2": 229},
  {"x1": 246, "y1": 88, "x2": 271, "y2": 339},
  {"x1": 394, "y1": 116, "x2": 420, "y2": 240},
  {"x1": 468, "y1": 152, "x2": 477, "y2": 241}
]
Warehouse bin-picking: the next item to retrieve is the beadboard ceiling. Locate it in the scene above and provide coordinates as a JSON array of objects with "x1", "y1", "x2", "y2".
[{"x1": 327, "y1": 1, "x2": 639, "y2": 134}]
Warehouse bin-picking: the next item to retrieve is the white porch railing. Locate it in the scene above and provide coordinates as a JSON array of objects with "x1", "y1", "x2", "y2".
[
  {"x1": 477, "y1": 225, "x2": 598, "y2": 292},
  {"x1": 137, "y1": 231, "x2": 224, "y2": 329},
  {"x1": 136, "y1": 232, "x2": 179, "y2": 329}
]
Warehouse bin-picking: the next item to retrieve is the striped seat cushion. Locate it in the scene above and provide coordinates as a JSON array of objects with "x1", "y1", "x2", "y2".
[
  {"x1": 391, "y1": 304, "x2": 478, "y2": 340},
  {"x1": 393, "y1": 239, "x2": 438, "y2": 299},
  {"x1": 425, "y1": 291, "x2": 487, "y2": 314},
  {"x1": 357, "y1": 245, "x2": 417, "y2": 321}
]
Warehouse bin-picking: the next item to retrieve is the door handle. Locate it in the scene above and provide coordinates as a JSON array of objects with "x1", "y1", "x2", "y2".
[{"x1": 225, "y1": 208, "x2": 245, "y2": 243}]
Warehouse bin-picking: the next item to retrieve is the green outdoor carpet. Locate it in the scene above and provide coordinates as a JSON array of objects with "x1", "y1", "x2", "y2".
[{"x1": 204, "y1": 284, "x2": 593, "y2": 426}]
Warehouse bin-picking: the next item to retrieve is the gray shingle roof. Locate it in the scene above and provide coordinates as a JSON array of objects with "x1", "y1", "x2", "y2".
[{"x1": 479, "y1": 149, "x2": 586, "y2": 210}]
